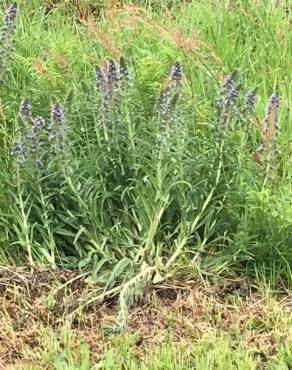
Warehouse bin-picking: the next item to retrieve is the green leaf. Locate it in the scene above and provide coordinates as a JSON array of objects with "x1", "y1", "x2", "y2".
[{"x1": 106, "y1": 257, "x2": 131, "y2": 290}]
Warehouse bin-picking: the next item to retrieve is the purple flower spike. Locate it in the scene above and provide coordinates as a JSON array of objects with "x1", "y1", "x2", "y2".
[
  {"x1": 50, "y1": 104, "x2": 66, "y2": 160},
  {"x1": 108, "y1": 59, "x2": 118, "y2": 84},
  {"x1": 157, "y1": 62, "x2": 185, "y2": 151},
  {"x1": 171, "y1": 62, "x2": 183, "y2": 82},
  {"x1": 262, "y1": 94, "x2": 280, "y2": 138},
  {"x1": 0, "y1": 3, "x2": 18, "y2": 86},
  {"x1": 35, "y1": 159, "x2": 44, "y2": 167},
  {"x1": 19, "y1": 99, "x2": 32, "y2": 120},
  {"x1": 95, "y1": 65, "x2": 104, "y2": 91},
  {"x1": 119, "y1": 57, "x2": 130, "y2": 82},
  {"x1": 215, "y1": 70, "x2": 241, "y2": 130},
  {"x1": 243, "y1": 90, "x2": 257, "y2": 114},
  {"x1": 4, "y1": 4, "x2": 17, "y2": 27},
  {"x1": 51, "y1": 104, "x2": 65, "y2": 124},
  {"x1": 33, "y1": 116, "x2": 46, "y2": 130},
  {"x1": 14, "y1": 99, "x2": 68, "y2": 172},
  {"x1": 256, "y1": 93, "x2": 281, "y2": 163}
]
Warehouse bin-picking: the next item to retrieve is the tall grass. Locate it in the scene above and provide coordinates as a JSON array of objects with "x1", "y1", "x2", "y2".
[{"x1": 0, "y1": 0, "x2": 291, "y2": 325}]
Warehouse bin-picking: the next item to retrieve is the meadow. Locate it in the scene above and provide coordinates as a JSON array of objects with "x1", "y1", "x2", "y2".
[{"x1": 0, "y1": 0, "x2": 291, "y2": 368}]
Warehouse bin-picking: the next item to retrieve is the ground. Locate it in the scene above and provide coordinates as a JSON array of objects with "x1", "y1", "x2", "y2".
[{"x1": 1, "y1": 268, "x2": 292, "y2": 369}]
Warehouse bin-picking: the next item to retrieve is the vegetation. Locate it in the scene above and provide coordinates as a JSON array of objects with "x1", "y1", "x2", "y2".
[
  {"x1": 0, "y1": 0, "x2": 291, "y2": 368},
  {"x1": 1, "y1": 269, "x2": 292, "y2": 369}
]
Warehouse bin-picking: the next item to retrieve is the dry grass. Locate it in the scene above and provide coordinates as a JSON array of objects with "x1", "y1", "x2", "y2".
[{"x1": 0, "y1": 267, "x2": 291, "y2": 368}]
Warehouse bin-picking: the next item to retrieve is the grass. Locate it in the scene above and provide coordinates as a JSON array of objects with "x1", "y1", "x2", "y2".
[
  {"x1": 0, "y1": 0, "x2": 291, "y2": 367},
  {"x1": 1, "y1": 267, "x2": 292, "y2": 369}
]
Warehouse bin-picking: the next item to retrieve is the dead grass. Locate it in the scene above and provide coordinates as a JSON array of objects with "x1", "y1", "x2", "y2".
[{"x1": 0, "y1": 267, "x2": 291, "y2": 368}]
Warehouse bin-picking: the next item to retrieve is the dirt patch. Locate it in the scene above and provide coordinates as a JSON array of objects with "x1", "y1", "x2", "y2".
[{"x1": 0, "y1": 267, "x2": 291, "y2": 368}]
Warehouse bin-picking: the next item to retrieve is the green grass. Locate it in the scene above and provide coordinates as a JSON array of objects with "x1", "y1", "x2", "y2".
[{"x1": 0, "y1": 0, "x2": 291, "y2": 367}]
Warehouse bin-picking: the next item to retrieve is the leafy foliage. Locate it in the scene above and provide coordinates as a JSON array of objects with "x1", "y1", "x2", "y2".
[{"x1": 0, "y1": 1, "x2": 291, "y2": 318}]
